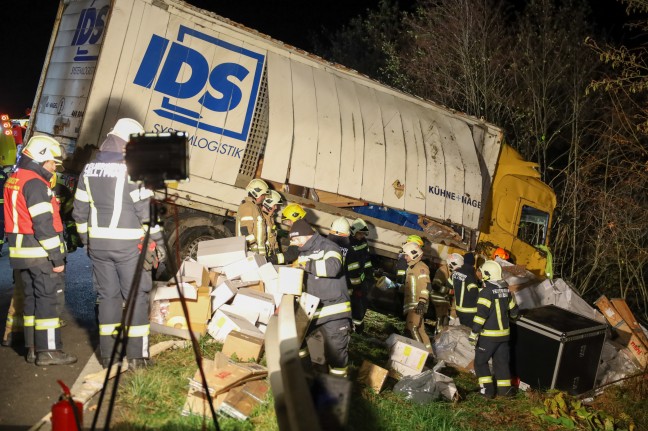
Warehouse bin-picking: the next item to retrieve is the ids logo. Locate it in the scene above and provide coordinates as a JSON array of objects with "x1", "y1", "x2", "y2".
[
  {"x1": 133, "y1": 26, "x2": 265, "y2": 142},
  {"x1": 70, "y1": 4, "x2": 109, "y2": 61}
]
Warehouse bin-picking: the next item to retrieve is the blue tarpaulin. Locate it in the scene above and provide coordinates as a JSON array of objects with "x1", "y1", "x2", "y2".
[{"x1": 350, "y1": 205, "x2": 423, "y2": 231}]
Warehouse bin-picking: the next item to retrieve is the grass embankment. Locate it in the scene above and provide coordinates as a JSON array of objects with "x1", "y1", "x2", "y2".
[{"x1": 109, "y1": 311, "x2": 644, "y2": 430}]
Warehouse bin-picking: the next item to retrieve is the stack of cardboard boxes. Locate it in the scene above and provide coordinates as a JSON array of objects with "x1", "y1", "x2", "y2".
[
  {"x1": 595, "y1": 295, "x2": 648, "y2": 369},
  {"x1": 149, "y1": 236, "x2": 315, "y2": 419}
]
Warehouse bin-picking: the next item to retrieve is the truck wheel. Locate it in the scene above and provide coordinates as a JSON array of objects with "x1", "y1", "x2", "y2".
[{"x1": 157, "y1": 225, "x2": 231, "y2": 280}]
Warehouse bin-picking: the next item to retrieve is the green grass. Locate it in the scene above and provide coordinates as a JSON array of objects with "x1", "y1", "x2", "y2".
[{"x1": 107, "y1": 312, "x2": 644, "y2": 431}]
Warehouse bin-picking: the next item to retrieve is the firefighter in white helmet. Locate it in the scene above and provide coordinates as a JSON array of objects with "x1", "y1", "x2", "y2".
[
  {"x1": 73, "y1": 118, "x2": 162, "y2": 370},
  {"x1": 261, "y1": 190, "x2": 283, "y2": 257},
  {"x1": 402, "y1": 241, "x2": 434, "y2": 353},
  {"x1": 236, "y1": 179, "x2": 268, "y2": 255},
  {"x1": 4, "y1": 135, "x2": 76, "y2": 365},
  {"x1": 469, "y1": 260, "x2": 519, "y2": 398}
]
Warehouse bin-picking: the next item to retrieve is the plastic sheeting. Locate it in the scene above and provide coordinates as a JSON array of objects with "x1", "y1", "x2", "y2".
[
  {"x1": 393, "y1": 361, "x2": 458, "y2": 403},
  {"x1": 433, "y1": 325, "x2": 475, "y2": 371}
]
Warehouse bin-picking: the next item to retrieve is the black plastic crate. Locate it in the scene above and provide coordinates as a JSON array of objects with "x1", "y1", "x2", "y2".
[{"x1": 511, "y1": 305, "x2": 606, "y2": 395}]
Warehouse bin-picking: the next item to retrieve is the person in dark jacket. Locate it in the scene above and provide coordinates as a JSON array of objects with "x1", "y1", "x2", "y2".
[
  {"x1": 4, "y1": 136, "x2": 75, "y2": 365},
  {"x1": 452, "y1": 252, "x2": 481, "y2": 326},
  {"x1": 291, "y1": 219, "x2": 352, "y2": 378},
  {"x1": 469, "y1": 260, "x2": 519, "y2": 398},
  {"x1": 73, "y1": 118, "x2": 162, "y2": 370}
]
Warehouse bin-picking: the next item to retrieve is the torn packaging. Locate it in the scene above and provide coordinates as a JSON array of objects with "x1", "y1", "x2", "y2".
[
  {"x1": 190, "y1": 354, "x2": 268, "y2": 396},
  {"x1": 220, "y1": 380, "x2": 270, "y2": 420}
]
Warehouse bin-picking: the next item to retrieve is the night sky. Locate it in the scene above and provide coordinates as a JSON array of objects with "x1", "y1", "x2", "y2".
[{"x1": 0, "y1": 0, "x2": 631, "y2": 119}]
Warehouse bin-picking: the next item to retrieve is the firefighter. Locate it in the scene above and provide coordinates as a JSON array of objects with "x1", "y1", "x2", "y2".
[
  {"x1": 469, "y1": 260, "x2": 519, "y2": 398},
  {"x1": 327, "y1": 217, "x2": 366, "y2": 333},
  {"x1": 281, "y1": 203, "x2": 306, "y2": 227},
  {"x1": 349, "y1": 218, "x2": 373, "y2": 332},
  {"x1": 452, "y1": 252, "x2": 480, "y2": 326},
  {"x1": 236, "y1": 179, "x2": 268, "y2": 255},
  {"x1": 0, "y1": 167, "x2": 6, "y2": 255},
  {"x1": 72, "y1": 118, "x2": 163, "y2": 370},
  {"x1": 290, "y1": 219, "x2": 351, "y2": 378},
  {"x1": 261, "y1": 190, "x2": 282, "y2": 254},
  {"x1": 4, "y1": 136, "x2": 76, "y2": 365},
  {"x1": 394, "y1": 235, "x2": 424, "y2": 284},
  {"x1": 402, "y1": 242, "x2": 433, "y2": 353}
]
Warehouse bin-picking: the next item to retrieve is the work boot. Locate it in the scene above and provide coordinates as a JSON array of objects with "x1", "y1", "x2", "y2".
[
  {"x1": 102, "y1": 357, "x2": 112, "y2": 369},
  {"x1": 497, "y1": 386, "x2": 517, "y2": 398},
  {"x1": 26, "y1": 347, "x2": 36, "y2": 364},
  {"x1": 35, "y1": 350, "x2": 78, "y2": 366},
  {"x1": 128, "y1": 358, "x2": 154, "y2": 371}
]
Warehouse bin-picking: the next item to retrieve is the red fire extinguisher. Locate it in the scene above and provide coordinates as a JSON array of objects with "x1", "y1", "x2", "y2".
[{"x1": 51, "y1": 380, "x2": 83, "y2": 431}]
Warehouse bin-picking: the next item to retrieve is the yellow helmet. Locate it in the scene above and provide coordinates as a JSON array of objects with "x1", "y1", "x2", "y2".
[
  {"x1": 246, "y1": 179, "x2": 269, "y2": 199},
  {"x1": 405, "y1": 234, "x2": 424, "y2": 247},
  {"x1": 282, "y1": 203, "x2": 306, "y2": 222},
  {"x1": 23, "y1": 135, "x2": 63, "y2": 165},
  {"x1": 330, "y1": 217, "x2": 351, "y2": 236}
]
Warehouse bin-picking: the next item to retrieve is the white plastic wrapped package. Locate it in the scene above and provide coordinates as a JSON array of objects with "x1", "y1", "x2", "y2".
[
  {"x1": 433, "y1": 325, "x2": 475, "y2": 370},
  {"x1": 393, "y1": 361, "x2": 458, "y2": 403}
]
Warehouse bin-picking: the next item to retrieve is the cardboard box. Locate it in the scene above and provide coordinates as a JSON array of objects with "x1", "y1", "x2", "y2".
[
  {"x1": 278, "y1": 267, "x2": 304, "y2": 295},
  {"x1": 594, "y1": 295, "x2": 632, "y2": 344},
  {"x1": 610, "y1": 298, "x2": 648, "y2": 349},
  {"x1": 306, "y1": 329, "x2": 326, "y2": 365},
  {"x1": 358, "y1": 360, "x2": 389, "y2": 393},
  {"x1": 167, "y1": 286, "x2": 212, "y2": 330},
  {"x1": 190, "y1": 354, "x2": 268, "y2": 395},
  {"x1": 182, "y1": 387, "x2": 228, "y2": 417},
  {"x1": 386, "y1": 334, "x2": 429, "y2": 373},
  {"x1": 232, "y1": 288, "x2": 276, "y2": 325},
  {"x1": 211, "y1": 280, "x2": 238, "y2": 311},
  {"x1": 296, "y1": 292, "x2": 320, "y2": 343},
  {"x1": 153, "y1": 282, "x2": 198, "y2": 301},
  {"x1": 222, "y1": 330, "x2": 265, "y2": 362},
  {"x1": 219, "y1": 380, "x2": 270, "y2": 420},
  {"x1": 224, "y1": 254, "x2": 267, "y2": 280},
  {"x1": 258, "y1": 262, "x2": 279, "y2": 284},
  {"x1": 263, "y1": 278, "x2": 283, "y2": 306},
  {"x1": 220, "y1": 303, "x2": 260, "y2": 325},
  {"x1": 208, "y1": 309, "x2": 264, "y2": 343},
  {"x1": 176, "y1": 259, "x2": 210, "y2": 287},
  {"x1": 197, "y1": 236, "x2": 247, "y2": 268},
  {"x1": 387, "y1": 359, "x2": 421, "y2": 379}
]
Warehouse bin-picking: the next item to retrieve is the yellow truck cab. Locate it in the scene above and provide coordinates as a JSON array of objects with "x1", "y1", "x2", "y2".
[{"x1": 0, "y1": 114, "x2": 17, "y2": 167}]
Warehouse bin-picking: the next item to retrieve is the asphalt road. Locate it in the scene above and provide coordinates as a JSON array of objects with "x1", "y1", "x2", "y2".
[{"x1": 0, "y1": 246, "x2": 99, "y2": 430}]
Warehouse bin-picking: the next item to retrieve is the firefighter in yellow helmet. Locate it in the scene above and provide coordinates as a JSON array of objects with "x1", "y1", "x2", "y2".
[
  {"x1": 281, "y1": 203, "x2": 306, "y2": 226},
  {"x1": 4, "y1": 136, "x2": 76, "y2": 365},
  {"x1": 469, "y1": 260, "x2": 519, "y2": 398},
  {"x1": 236, "y1": 179, "x2": 269, "y2": 255},
  {"x1": 402, "y1": 242, "x2": 433, "y2": 353}
]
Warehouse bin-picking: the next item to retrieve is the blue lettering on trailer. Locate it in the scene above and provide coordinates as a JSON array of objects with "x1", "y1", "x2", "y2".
[
  {"x1": 428, "y1": 185, "x2": 481, "y2": 208},
  {"x1": 71, "y1": 5, "x2": 109, "y2": 61},
  {"x1": 134, "y1": 26, "x2": 265, "y2": 142},
  {"x1": 153, "y1": 124, "x2": 243, "y2": 158}
]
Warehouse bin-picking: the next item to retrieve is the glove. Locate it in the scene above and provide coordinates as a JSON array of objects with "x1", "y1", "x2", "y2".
[
  {"x1": 139, "y1": 240, "x2": 158, "y2": 271},
  {"x1": 415, "y1": 300, "x2": 426, "y2": 316},
  {"x1": 468, "y1": 332, "x2": 478, "y2": 347}
]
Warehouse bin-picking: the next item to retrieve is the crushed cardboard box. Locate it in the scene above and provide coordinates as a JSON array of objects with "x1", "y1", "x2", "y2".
[
  {"x1": 222, "y1": 330, "x2": 265, "y2": 362},
  {"x1": 358, "y1": 360, "x2": 389, "y2": 393}
]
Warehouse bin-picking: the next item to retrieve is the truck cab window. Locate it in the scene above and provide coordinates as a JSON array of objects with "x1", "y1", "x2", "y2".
[{"x1": 517, "y1": 205, "x2": 549, "y2": 246}]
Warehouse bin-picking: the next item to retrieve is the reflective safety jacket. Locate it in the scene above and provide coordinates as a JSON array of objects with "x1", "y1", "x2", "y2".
[
  {"x1": 471, "y1": 280, "x2": 519, "y2": 341},
  {"x1": 452, "y1": 264, "x2": 480, "y2": 314},
  {"x1": 350, "y1": 236, "x2": 374, "y2": 285},
  {"x1": 298, "y1": 232, "x2": 351, "y2": 325},
  {"x1": 4, "y1": 161, "x2": 65, "y2": 269},
  {"x1": 72, "y1": 150, "x2": 162, "y2": 250},
  {"x1": 236, "y1": 196, "x2": 266, "y2": 255},
  {"x1": 404, "y1": 260, "x2": 431, "y2": 314},
  {"x1": 328, "y1": 234, "x2": 365, "y2": 291},
  {"x1": 395, "y1": 255, "x2": 407, "y2": 284},
  {"x1": 262, "y1": 211, "x2": 279, "y2": 256}
]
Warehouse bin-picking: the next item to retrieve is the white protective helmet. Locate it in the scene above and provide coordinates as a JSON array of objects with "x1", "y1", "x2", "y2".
[
  {"x1": 262, "y1": 190, "x2": 283, "y2": 211},
  {"x1": 330, "y1": 217, "x2": 351, "y2": 236},
  {"x1": 22, "y1": 135, "x2": 63, "y2": 165},
  {"x1": 446, "y1": 253, "x2": 464, "y2": 271},
  {"x1": 246, "y1": 179, "x2": 269, "y2": 199},
  {"x1": 107, "y1": 118, "x2": 144, "y2": 141},
  {"x1": 480, "y1": 260, "x2": 503, "y2": 281},
  {"x1": 402, "y1": 242, "x2": 423, "y2": 261},
  {"x1": 350, "y1": 218, "x2": 369, "y2": 235}
]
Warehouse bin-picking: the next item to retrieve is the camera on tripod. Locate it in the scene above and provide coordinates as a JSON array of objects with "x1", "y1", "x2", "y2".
[{"x1": 124, "y1": 131, "x2": 189, "y2": 190}]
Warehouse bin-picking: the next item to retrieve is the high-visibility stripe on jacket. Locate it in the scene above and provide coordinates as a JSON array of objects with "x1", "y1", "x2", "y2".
[
  {"x1": 236, "y1": 196, "x2": 266, "y2": 255},
  {"x1": 263, "y1": 211, "x2": 279, "y2": 256},
  {"x1": 351, "y1": 237, "x2": 374, "y2": 284},
  {"x1": 4, "y1": 165, "x2": 65, "y2": 268},
  {"x1": 471, "y1": 279, "x2": 519, "y2": 341},
  {"x1": 298, "y1": 232, "x2": 351, "y2": 325},
  {"x1": 72, "y1": 150, "x2": 162, "y2": 250},
  {"x1": 452, "y1": 265, "x2": 480, "y2": 313},
  {"x1": 404, "y1": 260, "x2": 431, "y2": 314}
]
